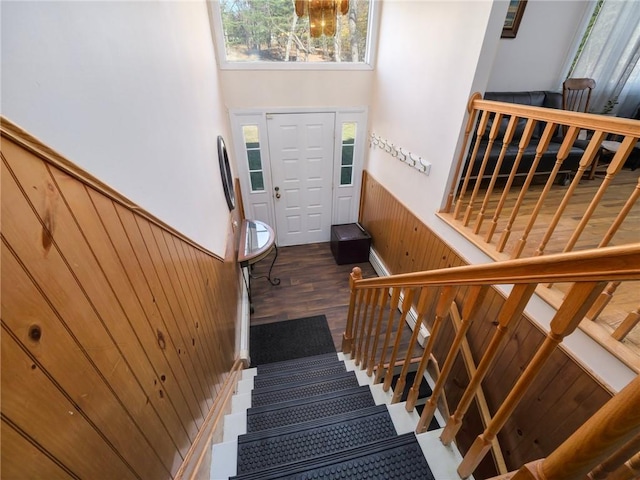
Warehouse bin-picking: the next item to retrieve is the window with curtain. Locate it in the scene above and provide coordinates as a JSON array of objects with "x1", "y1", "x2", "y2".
[{"x1": 568, "y1": 0, "x2": 640, "y2": 115}]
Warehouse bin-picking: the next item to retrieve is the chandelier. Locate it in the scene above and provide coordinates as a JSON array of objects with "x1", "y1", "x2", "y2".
[{"x1": 295, "y1": 0, "x2": 349, "y2": 38}]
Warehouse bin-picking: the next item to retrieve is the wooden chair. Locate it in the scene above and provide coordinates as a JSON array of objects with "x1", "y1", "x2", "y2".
[
  {"x1": 562, "y1": 77, "x2": 596, "y2": 113},
  {"x1": 562, "y1": 78, "x2": 601, "y2": 179}
]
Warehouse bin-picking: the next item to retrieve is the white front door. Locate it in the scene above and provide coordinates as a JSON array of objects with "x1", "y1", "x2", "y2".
[{"x1": 267, "y1": 112, "x2": 335, "y2": 246}]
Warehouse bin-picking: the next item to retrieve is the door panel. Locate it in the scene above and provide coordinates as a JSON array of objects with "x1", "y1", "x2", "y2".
[{"x1": 268, "y1": 113, "x2": 335, "y2": 246}]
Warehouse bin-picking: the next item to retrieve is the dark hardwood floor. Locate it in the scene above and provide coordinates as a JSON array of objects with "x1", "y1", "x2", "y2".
[
  {"x1": 248, "y1": 242, "x2": 377, "y2": 351},
  {"x1": 248, "y1": 241, "x2": 425, "y2": 366}
]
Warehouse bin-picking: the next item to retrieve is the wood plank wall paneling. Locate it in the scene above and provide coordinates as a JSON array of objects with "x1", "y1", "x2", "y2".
[
  {"x1": 1, "y1": 127, "x2": 241, "y2": 479},
  {"x1": 359, "y1": 171, "x2": 613, "y2": 478}
]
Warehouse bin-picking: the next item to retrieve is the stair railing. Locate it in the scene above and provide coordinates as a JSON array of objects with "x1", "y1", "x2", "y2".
[
  {"x1": 439, "y1": 94, "x2": 640, "y2": 363},
  {"x1": 342, "y1": 243, "x2": 640, "y2": 479}
]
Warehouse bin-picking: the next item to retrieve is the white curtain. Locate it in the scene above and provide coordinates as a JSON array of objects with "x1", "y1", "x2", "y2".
[{"x1": 570, "y1": 0, "x2": 640, "y2": 114}]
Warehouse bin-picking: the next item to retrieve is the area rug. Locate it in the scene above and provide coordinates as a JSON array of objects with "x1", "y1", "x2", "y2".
[{"x1": 250, "y1": 315, "x2": 336, "y2": 367}]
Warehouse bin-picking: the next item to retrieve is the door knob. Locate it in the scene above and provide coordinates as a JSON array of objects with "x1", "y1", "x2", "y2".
[{"x1": 275, "y1": 186, "x2": 281, "y2": 199}]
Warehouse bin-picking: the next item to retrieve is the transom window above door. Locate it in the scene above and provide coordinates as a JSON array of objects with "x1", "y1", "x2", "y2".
[{"x1": 209, "y1": 0, "x2": 379, "y2": 69}]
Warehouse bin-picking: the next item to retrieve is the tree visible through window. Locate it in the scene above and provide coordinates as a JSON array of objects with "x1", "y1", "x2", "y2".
[{"x1": 219, "y1": 0, "x2": 371, "y2": 63}]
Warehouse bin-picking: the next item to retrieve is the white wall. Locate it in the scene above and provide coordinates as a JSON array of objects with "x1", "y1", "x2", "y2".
[
  {"x1": 487, "y1": 0, "x2": 593, "y2": 92},
  {"x1": 367, "y1": 0, "x2": 505, "y2": 238},
  {"x1": 219, "y1": 70, "x2": 374, "y2": 109},
  {"x1": 2, "y1": 1, "x2": 232, "y2": 255}
]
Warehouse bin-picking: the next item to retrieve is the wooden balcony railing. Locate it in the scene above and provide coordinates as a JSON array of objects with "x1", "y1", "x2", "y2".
[
  {"x1": 439, "y1": 94, "x2": 640, "y2": 370},
  {"x1": 342, "y1": 243, "x2": 640, "y2": 479}
]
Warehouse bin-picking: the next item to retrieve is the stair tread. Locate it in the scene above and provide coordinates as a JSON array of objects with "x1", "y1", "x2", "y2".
[
  {"x1": 231, "y1": 432, "x2": 435, "y2": 480},
  {"x1": 252, "y1": 370, "x2": 355, "y2": 395},
  {"x1": 236, "y1": 405, "x2": 396, "y2": 475},
  {"x1": 251, "y1": 372, "x2": 359, "y2": 407},
  {"x1": 247, "y1": 386, "x2": 375, "y2": 432},
  {"x1": 255, "y1": 352, "x2": 340, "y2": 375},
  {"x1": 253, "y1": 363, "x2": 347, "y2": 389}
]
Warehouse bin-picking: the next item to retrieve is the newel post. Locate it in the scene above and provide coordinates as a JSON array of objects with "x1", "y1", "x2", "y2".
[{"x1": 341, "y1": 267, "x2": 362, "y2": 354}]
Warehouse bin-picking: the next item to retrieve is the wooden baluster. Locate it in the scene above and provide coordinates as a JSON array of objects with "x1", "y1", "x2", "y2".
[
  {"x1": 512, "y1": 373, "x2": 640, "y2": 480},
  {"x1": 589, "y1": 433, "x2": 640, "y2": 480},
  {"x1": 474, "y1": 116, "x2": 518, "y2": 234},
  {"x1": 404, "y1": 286, "x2": 457, "y2": 408},
  {"x1": 457, "y1": 281, "x2": 606, "y2": 479},
  {"x1": 415, "y1": 286, "x2": 488, "y2": 429},
  {"x1": 446, "y1": 301, "x2": 508, "y2": 474},
  {"x1": 464, "y1": 113, "x2": 504, "y2": 226},
  {"x1": 485, "y1": 119, "x2": 536, "y2": 244},
  {"x1": 342, "y1": 266, "x2": 363, "y2": 354},
  {"x1": 497, "y1": 122, "x2": 556, "y2": 253},
  {"x1": 355, "y1": 288, "x2": 374, "y2": 366},
  {"x1": 534, "y1": 131, "x2": 606, "y2": 257},
  {"x1": 599, "y1": 175, "x2": 640, "y2": 248},
  {"x1": 445, "y1": 93, "x2": 481, "y2": 213},
  {"x1": 367, "y1": 287, "x2": 390, "y2": 377},
  {"x1": 441, "y1": 283, "x2": 537, "y2": 445},
  {"x1": 382, "y1": 289, "x2": 415, "y2": 392},
  {"x1": 562, "y1": 136, "x2": 638, "y2": 255},
  {"x1": 391, "y1": 287, "x2": 433, "y2": 403},
  {"x1": 577, "y1": 176, "x2": 639, "y2": 309},
  {"x1": 361, "y1": 288, "x2": 381, "y2": 371},
  {"x1": 545, "y1": 137, "x2": 640, "y2": 290},
  {"x1": 374, "y1": 288, "x2": 401, "y2": 384},
  {"x1": 351, "y1": 288, "x2": 366, "y2": 360},
  {"x1": 511, "y1": 126, "x2": 580, "y2": 259},
  {"x1": 607, "y1": 451, "x2": 640, "y2": 480},
  {"x1": 586, "y1": 281, "x2": 621, "y2": 320},
  {"x1": 612, "y1": 305, "x2": 640, "y2": 341},
  {"x1": 454, "y1": 110, "x2": 490, "y2": 219}
]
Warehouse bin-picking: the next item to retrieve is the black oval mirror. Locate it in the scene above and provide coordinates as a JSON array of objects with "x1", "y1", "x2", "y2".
[{"x1": 217, "y1": 135, "x2": 235, "y2": 211}]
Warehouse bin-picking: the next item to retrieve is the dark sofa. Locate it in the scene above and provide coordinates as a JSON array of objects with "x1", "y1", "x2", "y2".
[{"x1": 463, "y1": 91, "x2": 586, "y2": 184}]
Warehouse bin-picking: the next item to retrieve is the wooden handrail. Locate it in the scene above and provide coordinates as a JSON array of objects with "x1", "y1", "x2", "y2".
[
  {"x1": 351, "y1": 243, "x2": 640, "y2": 289},
  {"x1": 471, "y1": 99, "x2": 640, "y2": 137},
  {"x1": 344, "y1": 243, "x2": 640, "y2": 479}
]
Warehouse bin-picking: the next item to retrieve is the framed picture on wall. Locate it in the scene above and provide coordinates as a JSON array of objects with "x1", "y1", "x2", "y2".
[{"x1": 502, "y1": 0, "x2": 527, "y2": 38}]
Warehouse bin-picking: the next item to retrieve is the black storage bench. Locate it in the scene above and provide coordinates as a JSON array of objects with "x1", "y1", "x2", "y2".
[{"x1": 330, "y1": 223, "x2": 371, "y2": 265}]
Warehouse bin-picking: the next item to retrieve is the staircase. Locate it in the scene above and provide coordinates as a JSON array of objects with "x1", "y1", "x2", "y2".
[{"x1": 211, "y1": 352, "x2": 468, "y2": 480}]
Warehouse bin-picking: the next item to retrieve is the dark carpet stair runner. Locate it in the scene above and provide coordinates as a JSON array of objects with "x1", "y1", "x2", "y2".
[{"x1": 232, "y1": 353, "x2": 437, "y2": 480}]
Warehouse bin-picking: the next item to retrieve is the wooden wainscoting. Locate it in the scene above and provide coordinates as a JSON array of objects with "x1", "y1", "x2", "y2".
[
  {"x1": 359, "y1": 171, "x2": 613, "y2": 477},
  {"x1": 1, "y1": 119, "x2": 241, "y2": 479}
]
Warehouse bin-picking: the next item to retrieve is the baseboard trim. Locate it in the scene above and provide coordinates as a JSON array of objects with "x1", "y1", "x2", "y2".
[
  {"x1": 175, "y1": 358, "x2": 244, "y2": 480},
  {"x1": 368, "y1": 248, "x2": 430, "y2": 346},
  {"x1": 239, "y1": 266, "x2": 251, "y2": 367}
]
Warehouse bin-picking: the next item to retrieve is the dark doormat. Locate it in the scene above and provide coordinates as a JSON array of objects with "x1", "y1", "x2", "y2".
[{"x1": 250, "y1": 315, "x2": 336, "y2": 367}]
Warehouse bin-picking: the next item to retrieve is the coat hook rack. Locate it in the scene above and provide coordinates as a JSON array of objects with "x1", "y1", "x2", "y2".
[{"x1": 369, "y1": 133, "x2": 431, "y2": 176}]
